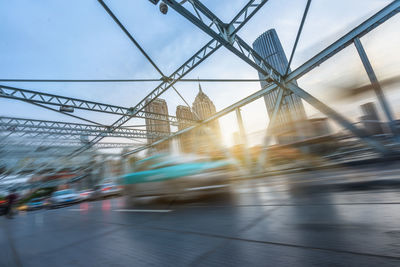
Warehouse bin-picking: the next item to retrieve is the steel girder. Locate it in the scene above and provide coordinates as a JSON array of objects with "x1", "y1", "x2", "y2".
[
  {"x1": 0, "y1": 143, "x2": 140, "y2": 156},
  {"x1": 129, "y1": 0, "x2": 268, "y2": 115},
  {"x1": 1, "y1": 139, "x2": 140, "y2": 149},
  {"x1": 163, "y1": 0, "x2": 400, "y2": 154},
  {"x1": 0, "y1": 85, "x2": 194, "y2": 125},
  {"x1": 78, "y1": 0, "x2": 269, "y2": 155},
  {"x1": 1, "y1": 131, "x2": 83, "y2": 140},
  {"x1": 286, "y1": 0, "x2": 400, "y2": 82},
  {"x1": 124, "y1": 0, "x2": 400, "y2": 155},
  {"x1": 0, "y1": 116, "x2": 170, "y2": 139}
]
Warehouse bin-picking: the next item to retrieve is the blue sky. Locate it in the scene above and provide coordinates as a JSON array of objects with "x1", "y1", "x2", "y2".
[{"x1": 1, "y1": 0, "x2": 399, "y2": 146}]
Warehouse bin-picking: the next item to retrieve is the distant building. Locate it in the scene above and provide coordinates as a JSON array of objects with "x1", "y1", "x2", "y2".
[
  {"x1": 252, "y1": 29, "x2": 307, "y2": 144},
  {"x1": 307, "y1": 118, "x2": 331, "y2": 137},
  {"x1": 192, "y1": 84, "x2": 221, "y2": 154},
  {"x1": 145, "y1": 98, "x2": 171, "y2": 152},
  {"x1": 176, "y1": 105, "x2": 194, "y2": 153},
  {"x1": 360, "y1": 102, "x2": 384, "y2": 135}
]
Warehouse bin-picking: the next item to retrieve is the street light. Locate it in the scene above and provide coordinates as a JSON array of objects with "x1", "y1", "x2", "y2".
[
  {"x1": 159, "y1": 2, "x2": 168, "y2": 14},
  {"x1": 148, "y1": 0, "x2": 188, "y2": 15}
]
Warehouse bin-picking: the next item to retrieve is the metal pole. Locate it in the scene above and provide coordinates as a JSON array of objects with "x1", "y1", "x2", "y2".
[
  {"x1": 257, "y1": 88, "x2": 284, "y2": 171},
  {"x1": 353, "y1": 37, "x2": 398, "y2": 138},
  {"x1": 235, "y1": 108, "x2": 251, "y2": 169},
  {"x1": 285, "y1": 0, "x2": 312, "y2": 76}
]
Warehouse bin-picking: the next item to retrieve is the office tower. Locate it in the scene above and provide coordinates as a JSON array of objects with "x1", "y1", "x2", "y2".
[
  {"x1": 192, "y1": 84, "x2": 221, "y2": 154},
  {"x1": 176, "y1": 105, "x2": 194, "y2": 153},
  {"x1": 145, "y1": 98, "x2": 170, "y2": 152},
  {"x1": 252, "y1": 29, "x2": 307, "y2": 144}
]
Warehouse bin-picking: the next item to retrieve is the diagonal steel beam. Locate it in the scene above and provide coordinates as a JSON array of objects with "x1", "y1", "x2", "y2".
[
  {"x1": 124, "y1": 83, "x2": 279, "y2": 156},
  {"x1": 98, "y1": 0, "x2": 165, "y2": 77},
  {"x1": 71, "y1": 0, "x2": 269, "y2": 156},
  {"x1": 286, "y1": 0, "x2": 400, "y2": 82},
  {"x1": 353, "y1": 37, "x2": 398, "y2": 138},
  {"x1": 285, "y1": 0, "x2": 312, "y2": 76},
  {"x1": 257, "y1": 88, "x2": 284, "y2": 170},
  {"x1": 165, "y1": 0, "x2": 396, "y2": 154}
]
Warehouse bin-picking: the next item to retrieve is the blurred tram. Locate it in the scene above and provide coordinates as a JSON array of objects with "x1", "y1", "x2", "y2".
[{"x1": 120, "y1": 154, "x2": 235, "y2": 203}]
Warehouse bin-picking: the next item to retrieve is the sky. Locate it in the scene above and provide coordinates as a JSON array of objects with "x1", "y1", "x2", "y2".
[{"x1": 0, "y1": 0, "x2": 399, "y2": 148}]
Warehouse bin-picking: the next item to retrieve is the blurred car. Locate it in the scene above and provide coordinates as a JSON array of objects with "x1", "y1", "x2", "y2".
[
  {"x1": 79, "y1": 190, "x2": 94, "y2": 201},
  {"x1": 0, "y1": 199, "x2": 8, "y2": 215},
  {"x1": 122, "y1": 154, "x2": 235, "y2": 202},
  {"x1": 26, "y1": 197, "x2": 47, "y2": 211},
  {"x1": 17, "y1": 204, "x2": 28, "y2": 212},
  {"x1": 99, "y1": 183, "x2": 123, "y2": 198},
  {"x1": 91, "y1": 183, "x2": 122, "y2": 200},
  {"x1": 49, "y1": 189, "x2": 81, "y2": 208}
]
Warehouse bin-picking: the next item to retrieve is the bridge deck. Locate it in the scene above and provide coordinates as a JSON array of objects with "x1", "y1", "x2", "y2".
[{"x1": 2, "y1": 164, "x2": 400, "y2": 266}]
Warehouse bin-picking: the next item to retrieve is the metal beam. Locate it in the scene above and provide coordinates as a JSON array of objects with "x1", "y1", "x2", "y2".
[
  {"x1": 0, "y1": 85, "x2": 194, "y2": 125},
  {"x1": 124, "y1": 83, "x2": 278, "y2": 156},
  {"x1": 71, "y1": 0, "x2": 269, "y2": 155},
  {"x1": 353, "y1": 37, "x2": 397, "y2": 138},
  {"x1": 98, "y1": 0, "x2": 165, "y2": 77},
  {"x1": 0, "y1": 116, "x2": 170, "y2": 139},
  {"x1": 124, "y1": 0, "x2": 400, "y2": 155},
  {"x1": 0, "y1": 78, "x2": 264, "y2": 83},
  {"x1": 165, "y1": 0, "x2": 392, "y2": 154},
  {"x1": 257, "y1": 88, "x2": 284, "y2": 170},
  {"x1": 1, "y1": 140, "x2": 140, "y2": 149},
  {"x1": 1, "y1": 131, "x2": 84, "y2": 140},
  {"x1": 285, "y1": 0, "x2": 312, "y2": 75},
  {"x1": 285, "y1": 0, "x2": 400, "y2": 82},
  {"x1": 235, "y1": 107, "x2": 251, "y2": 169}
]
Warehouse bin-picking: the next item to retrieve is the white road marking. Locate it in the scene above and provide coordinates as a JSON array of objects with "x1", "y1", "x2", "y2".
[
  {"x1": 184, "y1": 184, "x2": 227, "y2": 191},
  {"x1": 68, "y1": 209, "x2": 83, "y2": 211},
  {"x1": 113, "y1": 209, "x2": 173, "y2": 213}
]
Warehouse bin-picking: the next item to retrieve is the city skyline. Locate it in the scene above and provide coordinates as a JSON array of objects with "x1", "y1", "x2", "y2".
[{"x1": 0, "y1": 0, "x2": 399, "y2": 148}]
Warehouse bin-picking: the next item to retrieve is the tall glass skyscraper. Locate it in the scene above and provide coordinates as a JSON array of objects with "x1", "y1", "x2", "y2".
[{"x1": 253, "y1": 29, "x2": 307, "y2": 143}]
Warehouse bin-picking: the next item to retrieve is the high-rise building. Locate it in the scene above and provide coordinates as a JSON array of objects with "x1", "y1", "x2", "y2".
[
  {"x1": 252, "y1": 29, "x2": 307, "y2": 144},
  {"x1": 176, "y1": 105, "x2": 194, "y2": 153},
  {"x1": 192, "y1": 84, "x2": 221, "y2": 154},
  {"x1": 145, "y1": 98, "x2": 170, "y2": 152}
]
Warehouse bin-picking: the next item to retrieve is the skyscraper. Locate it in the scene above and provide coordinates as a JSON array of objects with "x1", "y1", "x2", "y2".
[
  {"x1": 176, "y1": 105, "x2": 194, "y2": 153},
  {"x1": 252, "y1": 29, "x2": 307, "y2": 143},
  {"x1": 145, "y1": 98, "x2": 170, "y2": 152},
  {"x1": 192, "y1": 84, "x2": 221, "y2": 154}
]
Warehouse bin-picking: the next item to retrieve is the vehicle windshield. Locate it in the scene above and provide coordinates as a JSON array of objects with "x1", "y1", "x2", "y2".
[{"x1": 53, "y1": 189, "x2": 74, "y2": 196}]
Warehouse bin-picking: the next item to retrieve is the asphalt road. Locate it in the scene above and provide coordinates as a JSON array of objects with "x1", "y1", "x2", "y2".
[{"x1": 2, "y1": 164, "x2": 400, "y2": 266}]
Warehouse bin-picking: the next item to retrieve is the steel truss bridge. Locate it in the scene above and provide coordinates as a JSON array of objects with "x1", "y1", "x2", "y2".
[{"x1": 1, "y1": 0, "x2": 400, "y2": 189}]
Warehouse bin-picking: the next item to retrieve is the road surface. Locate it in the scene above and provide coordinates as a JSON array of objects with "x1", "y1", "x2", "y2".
[{"x1": 2, "y1": 164, "x2": 400, "y2": 266}]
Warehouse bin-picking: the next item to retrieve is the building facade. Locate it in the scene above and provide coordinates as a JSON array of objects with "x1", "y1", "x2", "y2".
[
  {"x1": 145, "y1": 98, "x2": 171, "y2": 152},
  {"x1": 192, "y1": 84, "x2": 221, "y2": 154},
  {"x1": 176, "y1": 105, "x2": 194, "y2": 153},
  {"x1": 252, "y1": 29, "x2": 307, "y2": 144}
]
